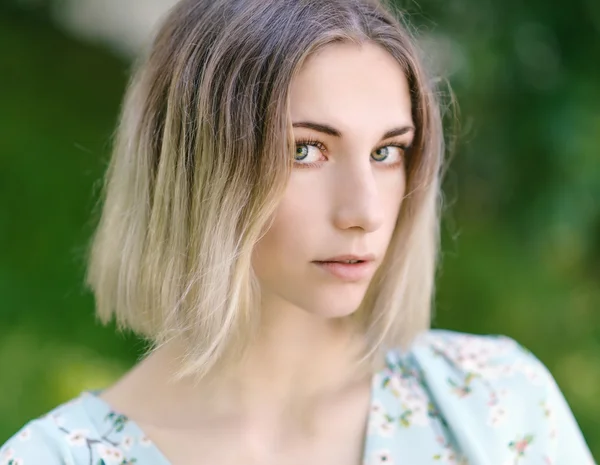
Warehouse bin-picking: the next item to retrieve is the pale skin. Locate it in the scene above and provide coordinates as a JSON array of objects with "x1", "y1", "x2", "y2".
[{"x1": 101, "y1": 41, "x2": 415, "y2": 465}]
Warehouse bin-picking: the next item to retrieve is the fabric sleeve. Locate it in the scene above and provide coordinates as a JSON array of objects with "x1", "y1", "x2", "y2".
[
  {"x1": 0, "y1": 419, "x2": 70, "y2": 464},
  {"x1": 521, "y1": 345, "x2": 597, "y2": 465},
  {"x1": 410, "y1": 330, "x2": 597, "y2": 464}
]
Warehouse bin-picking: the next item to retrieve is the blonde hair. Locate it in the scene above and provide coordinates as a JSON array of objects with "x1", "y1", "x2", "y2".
[{"x1": 86, "y1": 0, "x2": 447, "y2": 379}]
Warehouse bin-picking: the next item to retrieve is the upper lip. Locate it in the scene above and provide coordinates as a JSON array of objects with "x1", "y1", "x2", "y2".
[{"x1": 314, "y1": 254, "x2": 375, "y2": 263}]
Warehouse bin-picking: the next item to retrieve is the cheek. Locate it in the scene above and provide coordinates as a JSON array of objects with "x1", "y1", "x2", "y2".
[
  {"x1": 251, "y1": 184, "x2": 324, "y2": 283},
  {"x1": 379, "y1": 169, "x2": 407, "y2": 228}
]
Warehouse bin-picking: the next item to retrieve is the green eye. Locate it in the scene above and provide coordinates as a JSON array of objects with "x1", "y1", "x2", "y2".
[
  {"x1": 372, "y1": 146, "x2": 389, "y2": 161},
  {"x1": 295, "y1": 145, "x2": 309, "y2": 161}
]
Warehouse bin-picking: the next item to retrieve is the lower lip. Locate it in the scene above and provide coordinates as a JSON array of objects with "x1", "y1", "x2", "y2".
[{"x1": 312, "y1": 261, "x2": 374, "y2": 281}]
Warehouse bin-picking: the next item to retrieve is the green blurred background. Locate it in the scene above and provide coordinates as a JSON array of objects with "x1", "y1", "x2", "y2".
[{"x1": 1, "y1": 0, "x2": 598, "y2": 457}]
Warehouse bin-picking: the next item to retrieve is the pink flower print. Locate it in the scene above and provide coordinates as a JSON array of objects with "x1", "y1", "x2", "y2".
[
  {"x1": 448, "y1": 378, "x2": 472, "y2": 398},
  {"x1": 51, "y1": 413, "x2": 66, "y2": 427},
  {"x1": 408, "y1": 405, "x2": 430, "y2": 426},
  {"x1": 378, "y1": 421, "x2": 394, "y2": 437},
  {"x1": 456, "y1": 353, "x2": 484, "y2": 373},
  {"x1": 433, "y1": 333, "x2": 516, "y2": 380},
  {"x1": 433, "y1": 448, "x2": 459, "y2": 464},
  {"x1": 96, "y1": 444, "x2": 124, "y2": 463},
  {"x1": 1, "y1": 447, "x2": 14, "y2": 462},
  {"x1": 387, "y1": 376, "x2": 408, "y2": 399},
  {"x1": 370, "y1": 399, "x2": 385, "y2": 416},
  {"x1": 487, "y1": 404, "x2": 507, "y2": 427},
  {"x1": 513, "y1": 359, "x2": 545, "y2": 386},
  {"x1": 376, "y1": 415, "x2": 395, "y2": 437},
  {"x1": 508, "y1": 434, "x2": 534, "y2": 457},
  {"x1": 402, "y1": 394, "x2": 430, "y2": 426},
  {"x1": 514, "y1": 440, "x2": 529, "y2": 453},
  {"x1": 1, "y1": 449, "x2": 23, "y2": 465},
  {"x1": 66, "y1": 429, "x2": 90, "y2": 447},
  {"x1": 499, "y1": 365, "x2": 513, "y2": 376},
  {"x1": 120, "y1": 435, "x2": 134, "y2": 450},
  {"x1": 17, "y1": 428, "x2": 31, "y2": 442},
  {"x1": 367, "y1": 400, "x2": 389, "y2": 436}
]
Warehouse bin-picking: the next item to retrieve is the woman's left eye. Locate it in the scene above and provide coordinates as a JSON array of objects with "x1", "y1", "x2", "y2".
[{"x1": 371, "y1": 145, "x2": 405, "y2": 163}]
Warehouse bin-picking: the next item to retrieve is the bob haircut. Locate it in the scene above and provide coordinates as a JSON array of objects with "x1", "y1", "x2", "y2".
[{"x1": 85, "y1": 0, "x2": 446, "y2": 379}]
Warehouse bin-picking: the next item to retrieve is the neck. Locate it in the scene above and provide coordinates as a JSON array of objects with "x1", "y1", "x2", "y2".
[{"x1": 109, "y1": 302, "x2": 373, "y2": 431}]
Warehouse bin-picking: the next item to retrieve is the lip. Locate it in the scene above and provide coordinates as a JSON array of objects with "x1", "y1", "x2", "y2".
[
  {"x1": 312, "y1": 261, "x2": 375, "y2": 281},
  {"x1": 312, "y1": 254, "x2": 376, "y2": 282},
  {"x1": 316, "y1": 253, "x2": 376, "y2": 263}
]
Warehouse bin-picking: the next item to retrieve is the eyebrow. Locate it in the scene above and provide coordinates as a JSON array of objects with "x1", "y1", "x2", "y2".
[{"x1": 292, "y1": 121, "x2": 415, "y2": 141}]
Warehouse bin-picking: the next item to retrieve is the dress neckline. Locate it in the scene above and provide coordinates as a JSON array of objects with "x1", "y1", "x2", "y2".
[{"x1": 80, "y1": 369, "x2": 383, "y2": 464}]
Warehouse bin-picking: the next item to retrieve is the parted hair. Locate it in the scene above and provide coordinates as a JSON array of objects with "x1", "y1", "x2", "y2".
[{"x1": 85, "y1": 0, "x2": 446, "y2": 379}]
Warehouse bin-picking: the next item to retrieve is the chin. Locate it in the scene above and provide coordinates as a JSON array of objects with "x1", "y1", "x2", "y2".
[{"x1": 300, "y1": 289, "x2": 368, "y2": 319}]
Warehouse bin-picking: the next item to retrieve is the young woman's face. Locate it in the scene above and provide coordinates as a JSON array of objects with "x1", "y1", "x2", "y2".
[{"x1": 253, "y1": 41, "x2": 414, "y2": 319}]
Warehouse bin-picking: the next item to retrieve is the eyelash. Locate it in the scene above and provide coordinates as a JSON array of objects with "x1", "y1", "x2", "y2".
[
  {"x1": 294, "y1": 139, "x2": 326, "y2": 169},
  {"x1": 293, "y1": 138, "x2": 410, "y2": 169}
]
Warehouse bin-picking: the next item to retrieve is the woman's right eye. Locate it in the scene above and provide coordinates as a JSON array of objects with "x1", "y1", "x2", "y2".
[
  {"x1": 293, "y1": 142, "x2": 325, "y2": 163},
  {"x1": 295, "y1": 144, "x2": 311, "y2": 161}
]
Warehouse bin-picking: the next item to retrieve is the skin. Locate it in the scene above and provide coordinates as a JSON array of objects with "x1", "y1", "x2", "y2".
[{"x1": 101, "y1": 41, "x2": 415, "y2": 464}]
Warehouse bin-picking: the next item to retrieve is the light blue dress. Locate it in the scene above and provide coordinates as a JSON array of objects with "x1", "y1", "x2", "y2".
[{"x1": 1, "y1": 330, "x2": 595, "y2": 464}]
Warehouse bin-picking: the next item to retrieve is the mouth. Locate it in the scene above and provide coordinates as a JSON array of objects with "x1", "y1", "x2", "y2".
[
  {"x1": 312, "y1": 255, "x2": 376, "y2": 281},
  {"x1": 314, "y1": 254, "x2": 375, "y2": 264}
]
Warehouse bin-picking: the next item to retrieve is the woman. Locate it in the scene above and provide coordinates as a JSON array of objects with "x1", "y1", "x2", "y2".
[{"x1": 1, "y1": 0, "x2": 594, "y2": 463}]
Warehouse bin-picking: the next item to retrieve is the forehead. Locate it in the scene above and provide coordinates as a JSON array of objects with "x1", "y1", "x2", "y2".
[{"x1": 289, "y1": 42, "x2": 413, "y2": 134}]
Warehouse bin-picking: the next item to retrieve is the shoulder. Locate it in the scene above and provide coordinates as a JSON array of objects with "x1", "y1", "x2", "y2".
[
  {"x1": 401, "y1": 329, "x2": 569, "y2": 425},
  {"x1": 1, "y1": 392, "x2": 160, "y2": 465},
  {"x1": 0, "y1": 394, "x2": 98, "y2": 464},
  {"x1": 385, "y1": 329, "x2": 553, "y2": 400},
  {"x1": 1, "y1": 401, "x2": 75, "y2": 463},
  {"x1": 408, "y1": 329, "x2": 543, "y2": 380},
  {"x1": 378, "y1": 329, "x2": 550, "y2": 431},
  {"x1": 401, "y1": 329, "x2": 556, "y2": 393},
  {"x1": 378, "y1": 330, "x2": 595, "y2": 463}
]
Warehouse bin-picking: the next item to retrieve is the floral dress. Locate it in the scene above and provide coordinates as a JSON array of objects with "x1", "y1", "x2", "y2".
[{"x1": 1, "y1": 330, "x2": 596, "y2": 464}]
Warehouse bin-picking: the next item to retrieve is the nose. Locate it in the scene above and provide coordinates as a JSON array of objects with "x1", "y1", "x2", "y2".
[{"x1": 331, "y1": 161, "x2": 385, "y2": 233}]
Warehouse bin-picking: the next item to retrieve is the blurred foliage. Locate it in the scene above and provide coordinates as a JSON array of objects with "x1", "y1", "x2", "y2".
[{"x1": 0, "y1": 0, "x2": 598, "y2": 458}]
